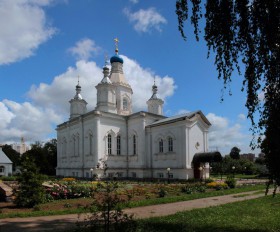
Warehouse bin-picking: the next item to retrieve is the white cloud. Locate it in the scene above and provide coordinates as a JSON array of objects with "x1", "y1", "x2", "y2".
[
  {"x1": 68, "y1": 38, "x2": 101, "y2": 61},
  {"x1": 129, "y1": 0, "x2": 139, "y2": 4},
  {"x1": 123, "y1": 7, "x2": 167, "y2": 33},
  {"x1": 0, "y1": 99, "x2": 63, "y2": 143},
  {"x1": 0, "y1": 102, "x2": 15, "y2": 129},
  {"x1": 0, "y1": 55, "x2": 176, "y2": 143},
  {"x1": 206, "y1": 113, "x2": 254, "y2": 155},
  {"x1": 238, "y1": 113, "x2": 246, "y2": 120},
  {"x1": 121, "y1": 55, "x2": 175, "y2": 111},
  {"x1": 0, "y1": 0, "x2": 56, "y2": 65},
  {"x1": 258, "y1": 90, "x2": 265, "y2": 101}
]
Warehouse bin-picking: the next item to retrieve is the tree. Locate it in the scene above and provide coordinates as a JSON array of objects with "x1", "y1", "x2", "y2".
[
  {"x1": 175, "y1": 0, "x2": 280, "y2": 194},
  {"x1": 22, "y1": 139, "x2": 57, "y2": 176},
  {"x1": 230, "y1": 147, "x2": 241, "y2": 160},
  {"x1": 14, "y1": 156, "x2": 46, "y2": 208}
]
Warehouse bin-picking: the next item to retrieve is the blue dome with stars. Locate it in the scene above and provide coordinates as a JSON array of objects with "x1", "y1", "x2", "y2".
[{"x1": 110, "y1": 54, "x2": 123, "y2": 64}]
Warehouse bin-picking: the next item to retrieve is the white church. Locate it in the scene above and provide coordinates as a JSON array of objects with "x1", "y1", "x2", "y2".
[{"x1": 56, "y1": 41, "x2": 214, "y2": 180}]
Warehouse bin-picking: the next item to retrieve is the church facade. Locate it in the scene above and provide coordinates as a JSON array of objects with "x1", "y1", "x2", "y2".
[{"x1": 56, "y1": 43, "x2": 211, "y2": 180}]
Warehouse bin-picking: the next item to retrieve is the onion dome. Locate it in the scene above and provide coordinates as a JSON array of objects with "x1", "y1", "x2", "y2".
[
  {"x1": 110, "y1": 37, "x2": 123, "y2": 64},
  {"x1": 110, "y1": 54, "x2": 123, "y2": 64}
]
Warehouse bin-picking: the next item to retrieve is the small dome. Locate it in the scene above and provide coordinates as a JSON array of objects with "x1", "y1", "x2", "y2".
[{"x1": 110, "y1": 54, "x2": 123, "y2": 64}]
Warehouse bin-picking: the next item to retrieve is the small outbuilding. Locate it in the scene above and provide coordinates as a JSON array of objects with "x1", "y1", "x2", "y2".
[
  {"x1": 192, "y1": 151, "x2": 222, "y2": 179},
  {"x1": 0, "y1": 145, "x2": 13, "y2": 177}
]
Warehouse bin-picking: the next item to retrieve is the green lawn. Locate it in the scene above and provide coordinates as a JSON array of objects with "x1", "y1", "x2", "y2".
[{"x1": 136, "y1": 195, "x2": 280, "y2": 232}]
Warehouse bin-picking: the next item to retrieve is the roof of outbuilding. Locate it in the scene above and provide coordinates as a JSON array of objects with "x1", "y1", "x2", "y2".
[
  {"x1": 0, "y1": 147, "x2": 13, "y2": 164},
  {"x1": 192, "y1": 151, "x2": 222, "y2": 164}
]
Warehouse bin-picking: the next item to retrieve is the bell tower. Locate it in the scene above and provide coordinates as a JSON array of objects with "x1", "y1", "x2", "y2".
[
  {"x1": 69, "y1": 76, "x2": 87, "y2": 119},
  {"x1": 147, "y1": 79, "x2": 164, "y2": 115}
]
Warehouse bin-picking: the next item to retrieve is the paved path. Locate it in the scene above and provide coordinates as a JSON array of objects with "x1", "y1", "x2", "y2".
[{"x1": 0, "y1": 190, "x2": 269, "y2": 232}]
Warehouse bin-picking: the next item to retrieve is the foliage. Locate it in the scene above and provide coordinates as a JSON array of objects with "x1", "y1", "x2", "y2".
[
  {"x1": 79, "y1": 181, "x2": 135, "y2": 232},
  {"x1": 206, "y1": 182, "x2": 228, "y2": 190},
  {"x1": 180, "y1": 182, "x2": 207, "y2": 194},
  {"x1": 175, "y1": 0, "x2": 280, "y2": 194},
  {"x1": 211, "y1": 156, "x2": 262, "y2": 177},
  {"x1": 2, "y1": 144, "x2": 20, "y2": 171},
  {"x1": 22, "y1": 139, "x2": 57, "y2": 176},
  {"x1": 157, "y1": 188, "x2": 167, "y2": 198},
  {"x1": 14, "y1": 156, "x2": 46, "y2": 208},
  {"x1": 225, "y1": 176, "x2": 236, "y2": 189},
  {"x1": 230, "y1": 147, "x2": 241, "y2": 160},
  {"x1": 45, "y1": 181, "x2": 95, "y2": 200}
]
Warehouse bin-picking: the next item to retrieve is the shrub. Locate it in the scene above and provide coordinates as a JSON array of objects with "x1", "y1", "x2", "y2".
[
  {"x1": 14, "y1": 156, "x2": 46, "y2": 208},
  {"x1": 225, "y1": 176, "x2": 236, "y2": 188},
  {"x1": 62, "y1": 177, "x2": 76, "y2": 182},
  {"x1": 158, "y1": 188, "x2": 166, "y2": 198},
  {"x1": 206, "y1": 182, "x2": 228, "y2": 190},
  {"x1": 78, "y1": 181, "x2": 136, "y2": 232}
]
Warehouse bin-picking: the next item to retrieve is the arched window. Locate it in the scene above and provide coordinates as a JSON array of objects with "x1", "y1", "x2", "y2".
[
  {"x1": 89, "y1": 133, "x2": 93, "y2": 155},
  {"x1": 108, "y1": 134, "x2": 112, "y2": 155},
  {"x1": 76, "y1": 134, "x2": 80, "y2": 156},
  {"x1": 159, "y1": 139, "x2": 164, "y2": 153},
  {"x1": 117, "y1": 135, "x2": 121, "y2": 155},
  {"x1": 168, "y1": 137, "x2": 173, "y2": 152},
  {"x1": 133, "y1": 135, "x2": 137, "y2": 155},
  {"x1": 63, "y1": 137, "x2": 67, "y2": 157},
  {"x1": 72, "y1": 135, "x2": 76, "y2": 156},
  {"x1": 123, "y1": 98, "x2": 128, "y2": 110}
]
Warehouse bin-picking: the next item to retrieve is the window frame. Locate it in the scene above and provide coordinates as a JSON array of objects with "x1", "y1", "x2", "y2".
[
  {"x1": 159, "y1": 139, "x2": 164, "y2": 153},
  {"x1": 108, "y1": 134, "x2": 112, "y2": 155},
  {"x1": 117, "y1": 135, "x2": 121, "y2": 155},
  {"x1": 168, "y1": 137, "x2": 173, "y2": 152}
]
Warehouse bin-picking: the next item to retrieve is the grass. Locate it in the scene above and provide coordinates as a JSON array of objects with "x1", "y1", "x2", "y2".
[
  {"x1": 125, "y1": 184, "x2": 265, "y2": 208},
  {"x1": 0, "y1": 184, "x2": 266, "y2": 219},
  {"x1": 135, "y1": 195, "x2": 280, "y2": 232}
]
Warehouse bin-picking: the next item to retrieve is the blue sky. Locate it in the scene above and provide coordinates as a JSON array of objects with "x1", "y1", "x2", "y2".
[{"x1": 0, "y1": 0, "x2": 260, "y2": 155}]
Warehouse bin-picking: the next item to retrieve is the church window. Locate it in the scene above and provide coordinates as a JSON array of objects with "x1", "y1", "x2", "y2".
[
  {"x1": 76, "y1": 134, "x2": 80, "y2": 156},
  {"x1": 0, "y1": 166, "x2": 4, "y2": 173},
  {"x1": 133, "y1": 135, "x2": 137, "y2": 155},
  {"x1": 63, "y1": 138, "x2": 67, "y2": 157},
  {"x1": 168, "y1": 137, "x2": 173, "y2": 152},
  {"x1": 72, "y1": 136, "x2": 76, "y2": 156},
  {"x1": 89, "y1": 133, "x2": 93, "y2": 155},
  {"x1": 117, "y1": 135, "x2": 121, "y2": 155},
  {"x1": 108, "y1": 173, "x2": 114, "y2": 178},
  {"x1": 159, "y1": 139, "x2": 164, "y2": 153},
  {"x1": 108, "y1": 134, "x2": 112, "y2": 155},
  {"x1": 157, "y1": 173, "x2": 164, "y2": 178},
  {"x1": 123, "y1": 98, "x2": 128, "y2": 110},
  {"x1": 131, "y1": 172, "x2": 137, "y2": 178}
]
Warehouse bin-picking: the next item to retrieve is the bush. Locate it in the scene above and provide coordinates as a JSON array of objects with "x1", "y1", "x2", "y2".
[
  {"x1": 225, "y1": 176, "x2": 236, "y2": 189},
  {"x1": 158, "y1": 188, "x2": 166, "y2": 198},
  {"x1": 206, "y1": 182, "x2": 228, "y2": 190},
  {"x1": 14, "y1": 156, "x2": 46, "y2": 208}
]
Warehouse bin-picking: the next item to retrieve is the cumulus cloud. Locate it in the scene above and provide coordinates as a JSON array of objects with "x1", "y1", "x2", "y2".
[
  {"x1": 0, "y1": 54, "x2": 176, "y2": 143},
  {"x1": 0, "y1": 0, "x2": 56, "y2": 65},
  {"x1": 121, "y1": 55, "x2": 175, "y2": 111},
  {"x1": 238, "y1": 113, "x2": 246, "y2": 120},
  {"x1": 206, "y1": 113, "x2": 255, "y2": 155},
  {"x1": 123, "y1": 7, "x2": 167, "y2": 33},
  {"x1": 68, "y1": 38, "x2": 101, "y2": 61},
  {"x1": 0, "y1": 99, "x2": 63, "y2": 143}
]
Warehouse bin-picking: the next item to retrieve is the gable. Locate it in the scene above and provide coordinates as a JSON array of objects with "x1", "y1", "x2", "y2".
[{"x1": 0, "y1": 147, "x2": 13, "y2": 164}]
